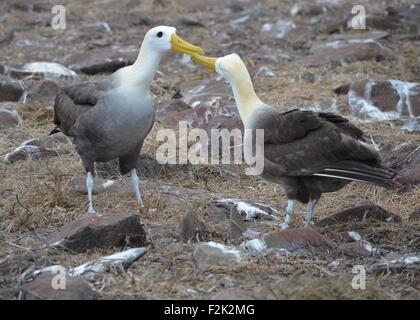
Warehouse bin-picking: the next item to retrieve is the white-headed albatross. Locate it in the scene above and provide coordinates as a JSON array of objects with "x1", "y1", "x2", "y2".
[
  {"x1": 51, "y1": 26, "x2": 204, "y2": 214},
  {"x1": 192, "y1": 53, "x2": 401, "y2": 229}
]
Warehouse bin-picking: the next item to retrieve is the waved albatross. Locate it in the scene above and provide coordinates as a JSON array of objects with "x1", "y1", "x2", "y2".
[
  {"x1": 51, "y1": 26, "x2": 204, "y2": 214},
  {"x1": 192, "y1": 53, "x2": 401, "y2": 229}
]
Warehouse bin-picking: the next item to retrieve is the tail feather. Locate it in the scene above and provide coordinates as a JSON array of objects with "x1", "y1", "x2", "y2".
[{"x1": 313, "y1": 161, "x2": 401, "y2": 189}]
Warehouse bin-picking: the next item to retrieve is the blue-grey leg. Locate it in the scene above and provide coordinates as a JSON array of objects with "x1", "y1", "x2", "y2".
[
  {"x1": 281, "y1": 199, "x2": 295, "y2": 230},
  {"x1": 130, "y1": 168, "x2": 144, "y2": 208},
  {"x1": 305, "y1": 197, "x2": 320, "y2": 227},
  {"x1": 86, "y1": 171, "x2": 96, "y2": 214}
]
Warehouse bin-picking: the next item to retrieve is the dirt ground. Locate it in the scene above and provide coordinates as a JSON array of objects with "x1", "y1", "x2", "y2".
[{"x1": 0, "y1": 0, "x2": 419, "y2": 299}]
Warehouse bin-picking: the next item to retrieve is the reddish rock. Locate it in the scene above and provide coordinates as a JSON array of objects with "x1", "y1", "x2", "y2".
[
  {"x1": 347, "y1": 79, "x2": 420, "y2": 120},
  {"x1": 38, "y1": 213, "x2": 146, "y2": 252},
  {"x1": 263, "y1": 228, "x2": 336, "y2": 255},
  {"x1": 22, "y1": 273, "x2": 96, "y2": 300},
  {"x1": 3, "y1": 143, "x2": 59, "y2": 164},
  {"x1": 26, "y1": 79, "x2": 59, "y2": 107},
  {"x1": 340, "y1": 240, "x2": 377, "y2": 257},
  {"x1": 193, "y1": 242, "x2": 242, "y2": 271},
  {"x1": 160, "y1": 106, "x2": 212, "y2": 130},
  {"x1": 64, "y1": 48, "x2": 138, "y2": 74},
  {"x1": 316, "y1": 201, "x2": 401, "y2": 227},
  {"x1": 0, "y1": 75, "x2": 25, "y2": 102},
  {"x1": 381, "y1": 141, "x2": 420, "y2": 187},
  {"x1": 229, "y1": 207, "x2": 247, "y2": 240},
  {"x1": 0, "y1": 108, "x2": 21, "y2": 130},
  {"x1": 177, "y1": 212, "x2": 209, "y2": 242},
  {"x1": 294, "y1": 42, "x2": 395, "y2": 67},
  {"x1": 156, "y1": 99, "x2": 192, "y2": 118}
]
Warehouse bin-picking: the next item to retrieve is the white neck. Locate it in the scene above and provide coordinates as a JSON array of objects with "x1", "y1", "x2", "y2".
[
  {"x1": 227, "y1": 72, "x2": 263, "y2": 128},
  {"x1": 119, "y1": 42, "x2": 164, "y2": 92}
]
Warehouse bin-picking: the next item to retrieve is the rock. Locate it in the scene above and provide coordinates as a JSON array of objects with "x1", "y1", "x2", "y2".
[
  {"x1": 370, "y1": 255, "x2": 420, "y2": 273},
  {"x1": 328, "y1": 31, "x2": 390, "y2": 42},
  {"x1": 0, "y1": 75, "x2": 25, "y2": 102},
  {"x1": 408, "y1": 208, "x2": 420, "y2": 222},
  {"x1": 0, "y1": 108, "x2": 21, "y2": 130},
  {"x1": 38, "y1": 213, "x2": 146, "y2": 252},
  {"x1": 2, "y1": 62, "x2": 79, "y2": 80},
  {"x1": 22, "y1": 273, "x2": 96, "y2": 300},
  {"x1": 294, "y1": 41, "x2": 395, "y2": 67},
  {"x1": 145, "y1": 224, "x2": 177, "y2": 246},
  {"x1": 192, "y1": 242, "x2": 243, "y2": 271},
  {"x1": 6, "y1": 130, "x2": 32, "y2": 141},
  {"x1": 160, "y1": 106, "x2": 213, "y2": 130},
  {"x1": 69, "y1": 177, "x2": 125, "y2": 195},
  {"x1": 263, "y1": 228, "x2": 336, "y2": 257},
  {"x1": 400, "y1": 117, "x2": 420, "y2": 134},
  {"x1": 347, "y1": 79, "x2": 420, "y2": 120},
  {"x1": 25, "y1": 79, "x2": 60, "y2": 107},
  {"x1": 177, "y1": 212, "x2": 209, "y2": 242},
  {"x1": 64, "y1": 48, "x2": 137, "y2": 74},
  {"x1": 340, "y1": 240, "x2": 379, "y2": 258},
  {"x1": 261, "y1": 19, "x2": 312, "y2": 40},
  {"x1": 180, "y1": 75, "x2": 235, "y2": 110},
  {"x1": 381, "y1": 141, "x2": 420, "y2": 187},
  {"x1": 316, "y1": 201, "x2": 401, "y2": 227},
  {"x1": 32, "y1": 248, "x2": 146, "y2": 280},
  {"x1": 156, "y1": 99, "x2": 192, "y2": 118},
  {"x1": 3, "y1": 142, "x2": 59, "y2": 164},
  {"x1": 229, "y1": 207, "x2": 247, "y2": 240},
  {"x1": 206, "y1": 199, "x2": 278, "y2": 222}
]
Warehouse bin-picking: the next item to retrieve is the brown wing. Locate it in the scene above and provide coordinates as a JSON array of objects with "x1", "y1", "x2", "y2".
[
  {"x1": 262, "y1": 109, "x2": 397, "y2": 189},
  {"x1": 52, "y1": 82, "x2": 100, "y2": 136}
]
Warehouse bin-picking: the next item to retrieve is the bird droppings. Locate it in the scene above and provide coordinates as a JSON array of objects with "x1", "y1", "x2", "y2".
[{"x1": 3, "y1": 62, "x2": 80, "y2": 81}]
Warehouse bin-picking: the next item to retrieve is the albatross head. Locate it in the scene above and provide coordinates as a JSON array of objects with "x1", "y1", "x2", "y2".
[
  {"x1": 142, "y1": 26, "x2": 204, "y2": 56},
  {"x1": 191, "y1": 53, "x2": 263, "y2": 126},
  {"x1": 191, "y1": 53, "x2": 248, "y2": 82}
]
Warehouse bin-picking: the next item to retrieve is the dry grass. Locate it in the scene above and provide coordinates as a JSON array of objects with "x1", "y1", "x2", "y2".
[{"x1": 0, "y1": 0, "x2": 419, "y2": 299}]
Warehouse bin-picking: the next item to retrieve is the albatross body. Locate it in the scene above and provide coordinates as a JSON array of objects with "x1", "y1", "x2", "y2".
[
  {"x1": 192, "y1": 53, "x2": 400, "y2": 229},
  {"x1": 51, "y1": 26, "x2": 204, "y2": 214}
]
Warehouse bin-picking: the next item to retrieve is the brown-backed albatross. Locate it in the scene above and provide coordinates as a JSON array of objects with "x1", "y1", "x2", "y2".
[
  {"x1": 192, "y1": 53, "x2": 401, "y2": 229},
  {"x1": 50, "y1": 26, "x2": 204, "y2": 214}
]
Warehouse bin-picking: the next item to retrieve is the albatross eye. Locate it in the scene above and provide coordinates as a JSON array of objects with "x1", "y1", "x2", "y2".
[{"x1": 157, "y1": 31, "x2": 163, "y2": 38}]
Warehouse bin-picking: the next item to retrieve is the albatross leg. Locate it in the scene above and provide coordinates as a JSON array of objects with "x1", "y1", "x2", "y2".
[
  {"x1": 281, "y1": 199, "x2": 295, "y2": 230},
  {"x1": 305, "y1": 196, "x2": 320, "y2": 227},
  {"x1": 130, "y1": 168, "x2": 144, "y2": 208},
  {"x1": 86, "y1": 171, "x2": 96, "y2": 214}
]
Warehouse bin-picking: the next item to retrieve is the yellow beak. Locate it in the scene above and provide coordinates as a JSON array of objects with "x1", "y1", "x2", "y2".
[
  {"x1": 171, "y1": 34, "x2": 204, "y2": 56},
  {"x1": 191, "y1": 54, "x2": 218, "y2": 72}
]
